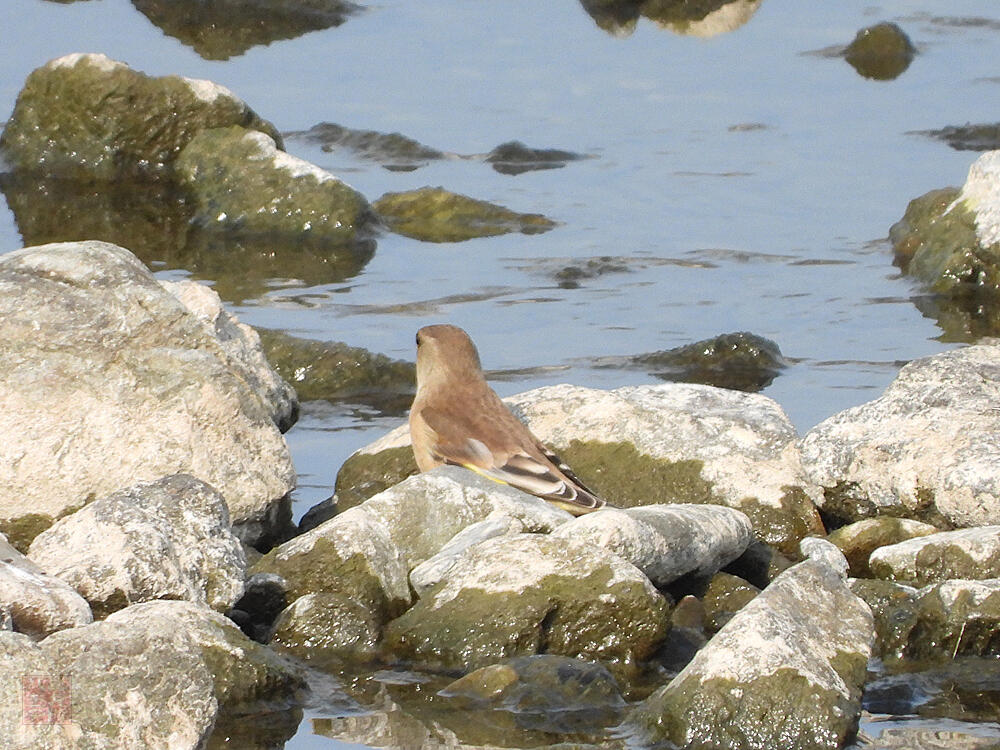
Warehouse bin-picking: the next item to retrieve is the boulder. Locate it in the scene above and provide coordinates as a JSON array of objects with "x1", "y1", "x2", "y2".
[
  {"x1": 868, "y1": 527, "x2": 1000, "y2": 586},
  {"x1": 0, "y1": 533, "x2": 91, "y2": 639},
  {"x1": 346, "y1": 383, "x2": 824, "y2": 553},
  {"x1": 550, "y1": 504, "x2": 754, "y2": 586},
  {"x1": 28, "y1": 475, "x2": 246, "y2": 618},
  {"x1": 269, "y1": 592, "x2": 382, "y2": 666},
  {"x1": 843, "y1": 22, "x2": 916, "y2": 80},
  {"x1": 800, "y1": 344, "x2": 1000, "y2": 529},
  {"x1": 0, "y1": 53, "x2": 281, "y2": 180},
  {"x1": 0, "y1": 241, "x2": 296, "y2": 549},
  {"x1": 382, "y1": 533, "x2": 669, "y2": 672},
  {"x1": 799, "y1": 536, "x2": 850, "y2": 578},
  {"x1": 827, "y1": 517, "x2": 940, "y2": 577},
  {"x1": 627, "y1": 560, "x2": 874, "y2": 750}
]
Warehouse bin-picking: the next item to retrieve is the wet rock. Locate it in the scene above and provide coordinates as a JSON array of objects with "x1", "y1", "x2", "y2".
[
  {"x1": 0, "y1": 53, "x2": 281, "y2": 180},
  {"x1": 700, "y1": 572, "x2": 759, "y2": 633},
  {"x1": 28, "y1": 475, "x2": 246, "y2": 618},
  {"x1": 383, "y1": 532, "x2": 669, "y2": 672},
  {"x1": 866, "y1": 657, "x2": 1000, "y2": 722},
  {"x1": 0, "y1": 533, "x2": 92, "y2": 639},
  {"x1": 627, "y1": 560, "x2": 874, "y2": 750},
  {"x1": 346, "y1": 383, "x2": 824, "y2": 554},
  {"x1": 722, "y1": 539, "x2": 794, "y2": 588},
  {"x1": 176, "y1": 126, "x2": 376, "y2": 244},
  {"x1": 912, "y1": 122, "x2": 1000, "y2": 152},
  {"x1": 269, "y1": 592, "x2": 381, "y2": 666},
  {"x1": 552, "y1": 256, "x2": 631, "y2": 288},
  {"x1": 289, "y1": 121, "x2": 445, "y2": 170},
  {"x1": 297, "y1": 495, "x2": 338, "y2": 534},
  {"x1": 858, "y1": 578, "x2": 1000, "y2": 664},
  {"x1": 800, "y1": 536, "x2": 850, "y2": 578},
  {"x1": 228, "y1": 572, "x2": 288, "y2": 643},
  {"x1": 440, "y1": 655, "x2": 624, "y2": 732},
  {"x1": 0, "y1": 241, "x2": 296, "y2": 550},
  {"x1": 256, "y1": 328, "x2": 415, "y2": 415},
  {"x1": 890, "y1": 151, "x2": 1000, "y2": 303},
  {"x1": 629, "y1": 331, "x2": 787, "y2": 392},
  {"x1": 486, "y1": 141, "x2": 587, "y2": 175},
  {"x1": 373, "y1": 186, "x2": 557, "y2": 242},
  {"x1": 869, "y1": 528, "x2": 1000, "y2": 586},
  {"x1": 550, "y1": 504, "x2": 754, "y2": 587},
  {"x1": 843, "y1": 22, "x2": 916, "y2": 80},
  {"x1": 655, "y1": 595, "x2": 707, "y2": 674},
  {"x1": 132, "y1": 0, "x2": 361, "y2": 62},
  {"x1": 827, "y1": 517, "x2": 940, "y2": 578},
  {"x1": 800, "y1": 344, "x2": 1000, "y2": 530}
]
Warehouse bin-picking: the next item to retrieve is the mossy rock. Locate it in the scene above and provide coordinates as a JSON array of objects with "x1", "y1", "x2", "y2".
[
  {"x1": 373, "y1": 186, "x2": 556, "y2": 242},
  {"x1": 268, "y1": 592, "x2": 381, "y2": 667},
  {"x1": 827, "y1": 517, "x2": 940, "y2": 578},
  {"x1": 334, "y1": 446, "x2": 419, "y2": 513},
  {"x1": 844, "y1": 22, "x2": 916, "y2": 80}
]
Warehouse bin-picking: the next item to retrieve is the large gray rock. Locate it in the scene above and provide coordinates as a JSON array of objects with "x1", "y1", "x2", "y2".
[
  {"x1": 0, "y1": 241, "x2": 296, "y2": 549},
  {"x1": 550, "y1": 504, "x2": 754, "y2": 586},
  {"x1": 627, "y1": 560, "x2": 874, "y2": 750},
  {"x1": 354, "y1": 383, "x2": 824, "y2": 554},
  {"x1": 0, "y1": 53, "x2": 282, "y2": 180},
  {"x1": 800, "y1": 344, "x2": 1000, "y2": 529},
  {"x1": 868, "y1": 527, "x2": 1000, "y2": 587},
  {"x1": 28, "y1": 475, "x2": 246, "y2": 618},
  {"x1": 383, "y1": 533, "x2": 669, "y2": 672},
  {"x1": 0, "y1": 533, "x2": 91, "y2": 639}
]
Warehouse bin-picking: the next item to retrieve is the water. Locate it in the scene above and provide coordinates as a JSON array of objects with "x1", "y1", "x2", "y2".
[{"x1": 3, "y1": 1, "x2": 1000, "y2": 747}]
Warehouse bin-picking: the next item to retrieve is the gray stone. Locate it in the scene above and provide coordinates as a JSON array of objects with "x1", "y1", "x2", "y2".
[
  {"x1": 800, "y1": 536, "x2": 849, "y2": 578},
  {"x1": 0, "y1": 532, "x2": 91, "y2": 639},
  {"x1": 28, "y1": 475, "x2": 246, "y2": 618},
  {"x1": 269, "y1": 592, "x2": 381, "y2": 666},
  {"x1": 383, "y1": 533, "x2": 669, "y2": 672},
  {"x1": 551, "y1": 504, "x2": 754, "y2": 586},
  {"x1": 800, "y1": 344, "x2": 1000, "y2": 529},
  {"x1": 627, "y1": 560, "x2": 874, "y2": 750},
  {"x1": 827, "y1": 517, "x2": 940, "y2": 578},
  {"x1": 0, "y1": 241, "x2": 296, "y2": 549},
  {"x1": 868, "y1": 527, "x2": 1000, "y2": 586}
]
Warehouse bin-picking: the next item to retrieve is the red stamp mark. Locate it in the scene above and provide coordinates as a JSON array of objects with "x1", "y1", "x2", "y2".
[{"x1": 21, "y1": 674, "x2": 72, "y2": 725}]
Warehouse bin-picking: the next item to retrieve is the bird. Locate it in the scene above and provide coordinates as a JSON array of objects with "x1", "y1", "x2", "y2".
[{"x1": 408, "y1": 324, "x2": 609, "y2": 515}]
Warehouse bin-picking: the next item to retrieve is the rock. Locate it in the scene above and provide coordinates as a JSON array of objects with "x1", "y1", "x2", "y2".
[
  {"x1": 913, "y1": 123, "x2": 1000, "y2": 152},
  {"x1": 372, "y1": 186, "x2": 557, "y2": 242},
  {"x1": 827, "y1": 517, "x2": 940, "y2": 578},
  {"x1": 722, "y1": 539, "x2": 794, "y2": 588},
  {"x1": 131, "y1": 0, "x2": 360, "y2": 61},
  {"x1": 550, "y1": 504, "x2": 754, "y2": 587},
  {"x1": 0, "y1": 53, "x2": 281, "y2": 180},
  {"x1": 382, "y1": 532, "x2": 669, "y2": 673},
  {"x1": 655, "y1": 595, "x2": 708, "y2": 674},
  {"x1": 228, "y1": 572, "x2": 288, "y2": 643},
  {"x1": 0, "y1": 241, "x2": 296, "y2": 549},
  {"x1": 800, "y1": 536, "x2": 849, "y2": 578},
  {"x1": 843, "y1": 22, "x2": 916, "y2": 80},
  {"x1": 855, "y1": 578, "x2": 1000, "y2": 664},
  {"x1": 176, "y1": 125, "x2": 375, "y2": 244},
  {"x1": 297, "y1": 495, "x2": 338, "y2": 534},
  {"x1": 627, "y1": 560, "x2": 874, "y2": 750},
  {"x1": 700, "y1": 572, "x2": 759, "y2": 633},
  {"x1": 269, "y1": 592, "x2": 382, "y2": 666},
  {"x1": 343, "y1": 383, "x2": 824, "y2": 554},
  {"x1": 0, "y1": 533, "x2": 91, "y2": 639},
  {"x1": 288, "y1": 121, "x2": 444, "y2": 170},
  {"x1": 868, "y1": 527, "x2": 1000, "y2": 586},
  {"x1": 256, "y1": 328, "x2": 414, "y2": 415},
  {"x1": 800, "y1": 344, "x2": 1000, "y2": 530},
  {"x1": 28, "y1": 475, "x2": 246, "y2": 618},
  {"x1": 0, "y1": 632, "x2": 71, "y2": 749},
  {"x1": 440, "y1": 655, "x2": 624, "y2": 733},
  {"x1": 410, "y1": 512, "x2": 527, "y2": 595},
  {"x1": 486, "y1": 141, "x2": 587, "y2": 175}
]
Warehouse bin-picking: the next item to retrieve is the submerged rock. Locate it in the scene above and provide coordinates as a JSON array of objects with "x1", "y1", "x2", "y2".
[
  {"x1": 627, "y1": 560, "x2": 873, "y2": 750},
  {"x1": 289, "y1": 121, "x2": 445, "y2": 170},
  {"x1": 843, "y1": 22, "x2": 916, "y2": 80},
  {"x1": 27, "y1": 475, "x2": 246, "y2": 618},
  {"x1": 912, "y1": 122, "x2": 1000, "y2": 152},
  {"x1": 132, "y1": 0, "x2": 361, "y2": 61},
  {"x1": 0, "y1": 53, "x2": 281, "y2": 180},
  {"x1": 373, "y1": 186, "x2": 557, "y2": 242},
  {"x1": 486, "y1": 140, "x2": 587, "y2": 175},
  {"x1": 827, "y1": 517, "x2": 940, "y2": 578},
  {"x1": 382, "y1": 532, "x2": 669, "y2": 672},
  {"x1": 0, "y1": 241, "x2": 296, "y2": 549},
  {"x1": 800, "y1": 344, "x2": 1000, "y2": 530},
  {"x1": 868, "y1": 527, "x2": 1000, "y2": 586},
  {"x1": 0, "y1": 533, "x2": 92, "y2": 640},
  {"x1": 256, "y1": 328, "x2": 415, "y2": 415},
  {"x1": 176, "y1": 126, "x2": 376, "y2": 243}
]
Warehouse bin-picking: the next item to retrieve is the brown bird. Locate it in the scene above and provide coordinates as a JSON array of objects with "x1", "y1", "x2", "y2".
[{"x1": 409, "y1": 324, "x2": 608, "y2": 515}]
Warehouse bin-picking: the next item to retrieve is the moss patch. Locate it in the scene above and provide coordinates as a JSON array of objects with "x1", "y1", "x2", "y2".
[{"x1": 334, "y1": 446, "x2": 418, "y2": 512}]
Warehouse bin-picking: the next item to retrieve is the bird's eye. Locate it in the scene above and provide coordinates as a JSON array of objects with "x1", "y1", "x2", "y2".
[{"x1": 415, "y1": 333, "x2": 422, "y2": 347}]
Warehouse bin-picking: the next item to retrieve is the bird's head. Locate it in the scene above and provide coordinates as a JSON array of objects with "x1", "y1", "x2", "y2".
[{"x1": 415, "y1": 324, "x2": 485, "y2": 389}]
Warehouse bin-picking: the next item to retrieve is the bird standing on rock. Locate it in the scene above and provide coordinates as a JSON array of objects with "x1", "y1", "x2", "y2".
[{"x1": 409, "y1": 324, "x2": 609, "y2": 515}]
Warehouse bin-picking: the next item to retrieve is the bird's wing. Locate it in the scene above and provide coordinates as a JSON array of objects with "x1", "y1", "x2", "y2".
[{"x1": 417, "y1": 402, "x2": 607, "y2": 515}]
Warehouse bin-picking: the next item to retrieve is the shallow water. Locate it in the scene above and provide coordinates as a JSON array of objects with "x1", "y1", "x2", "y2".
[{"x1": 4, "y1": 0, "x2": 1000, "y2": 747}]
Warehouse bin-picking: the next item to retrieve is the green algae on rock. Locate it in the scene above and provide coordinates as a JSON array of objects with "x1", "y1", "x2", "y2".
[
  {"x1": 827, "y1": 517, "x2": 940, "y2": 578},
  {"x1": 176, "y1": 126, "x2": 376, "y2": 243},
  {"x1": 843, "y1": 22, "x2": 916, "y2": 80},
  {"x1": 289, "y1": 121, "x2": 445, "y2": 170},
  {"x1": 269, "y1": 591, "x2": 382, "y2": 667},
  {"x1": 0, "y1": 53, "x2": 282, "y2": 180},
  {"x1": 333, "y1": 446, "x2": 419, "y2": 513},
  {"x1": 373, "y1": 186, "x2": 556, "y2": 242}
]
